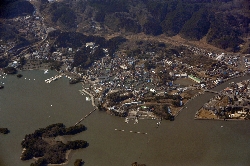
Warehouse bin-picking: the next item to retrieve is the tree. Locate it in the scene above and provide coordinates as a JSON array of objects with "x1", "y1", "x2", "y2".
[
  {"x1": 0, "y1": 57, "x2": 9, "y2": 68},
  {"x1": 180, "y1": 8, "x2": 211, "y2": 40},
  {"x1": 143, "y1": 20, "x2": 162, "y2": 36},
  {"x1": 49, "y1": 61, "x2": 62, "y2": 71},
  {"x1": 19, "y1": 57, "x2": 26, "y2": 65},
  {"x1": 155, "y1": 66, "x2": 171, "y2": 85},
  {"x1": 3, "y1": 67, "x2": 17, "y2": 74}
]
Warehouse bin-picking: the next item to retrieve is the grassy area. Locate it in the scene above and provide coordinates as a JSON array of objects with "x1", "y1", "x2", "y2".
[{"x1": 196, "y1": 109, "x2": 218, "y2": 119}]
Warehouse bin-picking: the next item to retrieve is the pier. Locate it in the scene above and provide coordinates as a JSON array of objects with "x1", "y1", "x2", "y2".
[
  {"x1": 80, "y1": 86, "x2": 96, "y2": 108},
  {"x1": 45, "y1": 74, "x2": 63, "y2": 83},
  {"x1": 74, "y1": 108, "x2": 96, "y2": 126},
  {"x1": 75, "y1": 84, "x2": 97, "y2": 126}
]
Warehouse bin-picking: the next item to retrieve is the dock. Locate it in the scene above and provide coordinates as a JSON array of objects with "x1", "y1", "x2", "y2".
[
  {"x1": 80, "y1": 86, "x2": 96, "y2": 108},
  {"x1": 75, "y1": 84, "x2": 97, "y2": 126},
  {"x1": 75, "y1": 108, "x2": 96, "y2": 126},
  {"x1": 45, "y1": 74, "x2": 63, "y2": 83}
]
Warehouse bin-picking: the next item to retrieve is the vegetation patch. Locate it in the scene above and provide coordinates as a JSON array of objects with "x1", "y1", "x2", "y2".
[
  {"x1": 0, "y1": 128, "x2": 9, "y2": 134},
  {"x1": 20, "y1": 123, "x2": 87, "y2": 166},
  {"x1": 3, "y1": 67, "x2": 17, "y2": 74},
  {"x1": 0, "y1": 0, "x2": 34, "y2": 19}
]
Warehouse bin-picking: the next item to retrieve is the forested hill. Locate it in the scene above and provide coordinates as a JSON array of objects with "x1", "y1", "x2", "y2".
[
  {"x1": 2, "y1": 0, "x2": 249, "y2": 53},
  {"x1": 37, "y1": 0, "x2": 249, "y2": 53},
  {"x1": 0, "y1": 0, "x2": 35, "y2": 18}
]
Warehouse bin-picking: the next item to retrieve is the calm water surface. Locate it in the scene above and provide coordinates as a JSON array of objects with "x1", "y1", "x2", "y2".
[{"x1": 0, "y1": 71, "x2": 250, "y2": 166}]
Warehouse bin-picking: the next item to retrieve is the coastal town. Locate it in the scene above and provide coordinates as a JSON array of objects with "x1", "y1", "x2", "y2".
[
  {"x1": 1, "y1": 1, "x2": 250, "y2": 166},
  {"x1": 1, "y1": 3, "x2": 250, "y2": 123}
]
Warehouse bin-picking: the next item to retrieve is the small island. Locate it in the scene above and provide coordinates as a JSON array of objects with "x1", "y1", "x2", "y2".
[
  {"x1": 21, "y1": 123, "x2": 87, "y2": 166},
  {"x1": 17, "y1": 74, "x2": 23, "y2": 78},
  {"x1": 0, "y1": 128, "x2": 9, "y2": 134}
]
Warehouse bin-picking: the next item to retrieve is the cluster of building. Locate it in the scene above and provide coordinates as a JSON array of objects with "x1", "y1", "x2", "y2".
[
  {"x1": 13, "y1": 15, "x2": 46, "y2": 41},
  {"x1": 0, "y1": 11, "x2": 49, "y2": 68},
  {"x1": 0, "y1": 42, "x2": 15, "y2": 58},
  {"x1": 1, "y1": 8, "x2": 250, "y2": 121},
  {"x1": 196, "y1": 79, "x2": 250, "y2": 120}
]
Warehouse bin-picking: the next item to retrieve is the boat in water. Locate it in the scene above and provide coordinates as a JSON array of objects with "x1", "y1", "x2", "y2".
[
  {"x1": 0, "y1": 85, "x2": 4, "y2": 89},
  {"x1": 44, "y1": 69, "x2": 49, "y2": 74},
  {"x1": 86, "y1": 97, "x2": 91, "y2": 101}
]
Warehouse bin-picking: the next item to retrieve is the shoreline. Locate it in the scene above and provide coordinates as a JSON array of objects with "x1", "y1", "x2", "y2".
[
  {"x1": 48, "y1": 150, "x2": 71, "y2": 166},
  {"x1": 30, "y1": 149, "x2": 71, "y2": 166},
  {"x1": 13, "y1": 68, "x2": 250, "y2": 122},
  {"x1": 81, "y1": 83, "x2": 96, "y2": 108},
  {"x1": 175, "y1": 91, "x2": 205, "y2": 117},
  {"x1": 1, "y1": 70, "x2": 248, "y2": 166}
]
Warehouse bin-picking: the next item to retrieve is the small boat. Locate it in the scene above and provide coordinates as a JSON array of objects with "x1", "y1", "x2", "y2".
[
  {"x1": 0, "y1": 85, "x2": 4, "y2": 89},
  {"x1": 86, "y1": 97, "x2": 91, "y2": 101},
  {"x1": 44, "y1": 69, "x2": 49, "y2": 74}
]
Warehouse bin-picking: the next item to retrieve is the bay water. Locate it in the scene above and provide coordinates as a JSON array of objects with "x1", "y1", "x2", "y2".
[{"x1": 0, "y1": 70, "x2": 249, "y2": 166}]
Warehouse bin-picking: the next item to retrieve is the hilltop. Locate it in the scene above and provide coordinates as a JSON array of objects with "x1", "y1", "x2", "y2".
[
  {"x1": 0, "y1": 0, "x2": 249, "y2": 54},
  {"x1": 35, "y1": 0, "x2": 250, "y2": 53}
]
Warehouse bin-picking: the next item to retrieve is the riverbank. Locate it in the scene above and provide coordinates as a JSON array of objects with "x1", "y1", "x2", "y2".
[
  {"x1": 175, "y1": 91, "x2": 205, "y2": 117},
  {"x1": 194, "y1": 76, "x2": 250, "y2": 120}
]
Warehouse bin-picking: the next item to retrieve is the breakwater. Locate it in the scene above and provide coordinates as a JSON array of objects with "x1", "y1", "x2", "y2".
[
  {"x1": 74, "y1": 108, "x2": 96, "y2": 126},
  {"x1": 45, "y1": 74, "x2": 63, "y2": 83},
  {"x1": 74, "y1": 84, "x2": 97, "y2": 126},
  {"x1": 80, "y1": 85, "x2": 96, "y2": 108}
]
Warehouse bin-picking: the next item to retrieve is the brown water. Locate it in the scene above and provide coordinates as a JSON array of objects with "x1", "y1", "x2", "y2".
[{"x1": 0, "y1": 71, "x2": 250, "y2": 166}]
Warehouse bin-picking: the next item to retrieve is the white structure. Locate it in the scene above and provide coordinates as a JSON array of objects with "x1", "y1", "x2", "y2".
[
  {"x1": 175, "y1": 73, "x2": 188, "y2": 78},
  {"x1": 216, "y1": 53, "x2": 224, "y2": 61},
  {"x1": 86, "y1": 42, "x2": 95, "y2": 48},
  {"x1": 120, "y1": 65, "x2": 127, "y2": 70},
  {"x1": 150, "y1": 89, "x2": 156, "y2": 93},
  {"x1": 180, "y1": 73, "x2": 188, "y2": 77}
]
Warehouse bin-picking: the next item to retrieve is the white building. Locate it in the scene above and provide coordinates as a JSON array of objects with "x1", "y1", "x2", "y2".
[{"x1": 86, "y1": 42, "x2": 95, "y2": 48}]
